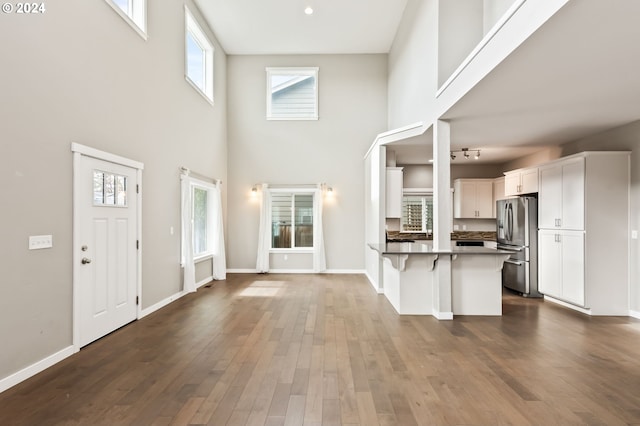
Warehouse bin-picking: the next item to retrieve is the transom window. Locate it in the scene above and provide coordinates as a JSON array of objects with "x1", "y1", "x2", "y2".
[
  {"x1": 185, "y1": 6, "x2": 214, "y2": 104},
  {"x1": 104, "y1": 0, "x2": 147, "y2": 39},
  {"x1": 266, "y1": 67, "x2": 319, "y2": 120},
  {"x1": 271, "y1": 192, "x2": 314, "y2": 249}
]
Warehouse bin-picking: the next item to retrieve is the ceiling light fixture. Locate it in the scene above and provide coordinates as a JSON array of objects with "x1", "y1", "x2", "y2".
[
  {"x1": 450, "y1": 148, "x2": 481, "y2": 161},
  {"x1": 304, "y1": 6, "x2": 313, "y2": 15}
]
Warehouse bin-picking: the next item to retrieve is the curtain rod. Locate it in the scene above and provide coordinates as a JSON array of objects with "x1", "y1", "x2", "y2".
[{"x1": 180, "y1": 167, "x2": 221, "y2": 184}]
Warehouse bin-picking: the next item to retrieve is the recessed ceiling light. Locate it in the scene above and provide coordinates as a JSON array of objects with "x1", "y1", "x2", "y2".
[{"x1": 304, "y1": 6, "x2": 313, "y2": 15}]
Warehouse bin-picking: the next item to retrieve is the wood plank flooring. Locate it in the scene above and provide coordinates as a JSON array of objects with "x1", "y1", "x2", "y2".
[{"x1": 2, "y1": 273, "x2": 640, "y2": 425}]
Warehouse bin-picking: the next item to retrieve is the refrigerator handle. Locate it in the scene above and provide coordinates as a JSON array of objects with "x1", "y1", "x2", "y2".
[{"x1": 507, "y1": 203, "x2": 514, "y2": 241}]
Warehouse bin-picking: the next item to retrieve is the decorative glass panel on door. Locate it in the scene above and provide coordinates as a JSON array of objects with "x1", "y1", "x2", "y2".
[{"x1": 93, "y1": 170, "x2": 127, "y2": 207}]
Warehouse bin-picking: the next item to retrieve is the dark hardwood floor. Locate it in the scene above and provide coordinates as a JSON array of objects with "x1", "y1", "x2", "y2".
[{"x1": 2, "y1": 273, "x2": 640, "y2": 425}]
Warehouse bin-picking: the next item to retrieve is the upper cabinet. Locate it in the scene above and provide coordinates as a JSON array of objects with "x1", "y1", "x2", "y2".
[
  {"x1": 538, "y1": 158, "x2": 584, "y2": 230},
  {"x1": 385, "y1": 167, "x2": 403, "y2": 218},
  {"x1": 504, "y1": 167, "x2": 538, "y2": 196},
  {"x1": 453, "y1": 179, "x2": 493, "y2": 219},
  {"x1": 492, "y1": 176, "x2": 506, "y2": 218}
]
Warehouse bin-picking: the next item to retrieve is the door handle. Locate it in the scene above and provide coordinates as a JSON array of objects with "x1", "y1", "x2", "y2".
[
  {"x1": 82, "y1": 258, "x2": 92, "y2": 264},
  {"x1": 504, "y1": 259, "x2": 524, "y2": 266}
]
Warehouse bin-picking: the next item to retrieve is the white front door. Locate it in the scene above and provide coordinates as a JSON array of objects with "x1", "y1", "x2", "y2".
[{"x1": 76, "y1": 154, "x2": 139, "y2": 347}]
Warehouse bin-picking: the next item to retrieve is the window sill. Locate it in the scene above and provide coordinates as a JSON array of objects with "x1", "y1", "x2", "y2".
[
  {"x1": 269, "y1": 249, "x2": 314, "y2": 254},
  {"x1": 104, "y1": 0, "x2": 148, "y2": 41},
  {"x1": 194, "y1": 253, "x2": 213, "y2": 263},
  {"x1": 185, "y1": 76, "x2": 214, "y2": 106}
]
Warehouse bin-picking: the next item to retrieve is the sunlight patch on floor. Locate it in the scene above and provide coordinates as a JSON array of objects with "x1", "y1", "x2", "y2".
[{"x1": 238, "y1": 280, "x2": 286, "y2": 297}]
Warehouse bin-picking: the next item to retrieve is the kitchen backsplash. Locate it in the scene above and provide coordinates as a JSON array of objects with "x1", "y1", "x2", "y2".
[{"x1": 387, "y1": 230, "x2": 497, "y2": 241}]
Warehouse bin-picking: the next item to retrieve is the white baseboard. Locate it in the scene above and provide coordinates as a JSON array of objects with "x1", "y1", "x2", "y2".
[
  {"x1": 543, "y1": 295, "x2": 592, "y2": 315},
  {"x1": 324, "y1": 269, "x2": 366, "y2": 274},
  {"x1": 433, "y1": 311, "x2": 454, "y2": 320},
  {"x1": 197, "y1": 276, "x2": 213, "y2": 288},
  {"x1": 227, "y1": 269, "x2": 366, "y2": 275},
  {"x1": 0, "y1": 345, "x2": 76, "y2": 394},
  {"x1": 629, "y1": 310, "x2": 640, "y2": 319},
  {"x1": 139, "y1": 290, "x2": 187, "y2": 318},
  {"x1": 365, "y1": 271, "x2": 384, "y2": 294}
]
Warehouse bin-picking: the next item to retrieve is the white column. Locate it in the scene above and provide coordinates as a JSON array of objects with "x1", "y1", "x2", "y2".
[
  {"x1": 432, "y1": 120, "x2": 453, "y2": 319},
  {"x1": 433, "y1": 120, "x2": 452, "y2": 251}
]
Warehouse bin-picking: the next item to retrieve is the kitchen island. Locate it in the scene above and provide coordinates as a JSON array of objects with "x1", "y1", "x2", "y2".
[{"x1": 368, "y1": 242, "x2": 513, "y2": 318}]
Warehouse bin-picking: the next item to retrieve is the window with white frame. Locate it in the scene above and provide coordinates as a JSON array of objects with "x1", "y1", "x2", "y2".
[
  {"x1": 401, "y1": 193, "x2": 433, "y2": 233},
  {"x1": 104, "y1": 0, "x2": 147, "y2": 39},
  {"x1": 271, "y1": 191, "x2": 315, "y2": 249},
  {"x1": 192, "y1": 186, "x2": 209, "y2": 256},
  {"x1": 266, "y1": 67, "x2": 318, "y2": 120},
  {"x1": 185, "y1": 6, "x2": 214, "y2": 104}
]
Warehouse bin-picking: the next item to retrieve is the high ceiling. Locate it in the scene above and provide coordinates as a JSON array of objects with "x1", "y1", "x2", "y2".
[
  {"x1": 195, "y1": 0, "x2": 640, "y2": 165},
  {"x1": 194, "y1": 0, "x2": 408, "y2": 55}
]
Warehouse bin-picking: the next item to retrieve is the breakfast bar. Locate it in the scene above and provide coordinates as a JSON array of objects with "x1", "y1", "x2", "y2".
[{"x1": 368, "y1": 242, "x2": 513, "y2": 317}]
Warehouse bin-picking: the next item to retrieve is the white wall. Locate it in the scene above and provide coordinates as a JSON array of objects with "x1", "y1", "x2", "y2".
[
  {"x1": 388, "y1": 0, "x2": 569, "y2": 131},
  {"x1": 388, "y1": 0, "x2": 439, "y2": 129},
  {"x1": 226, "y1": 54, "x2": 388, "y2": 271},
  {"x1": 438, "y1": 0, "x2": 484, "y2": 88},
  {"x1": 0, "y1": 0, "x2": 227, "y2": 382},
  {"x1": 483, "y1": 0, "x2": 517, "y2": 34}
]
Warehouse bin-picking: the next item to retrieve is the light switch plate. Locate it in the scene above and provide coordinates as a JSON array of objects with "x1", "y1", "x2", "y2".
[
  {"x1": 29, "y1": 235, "x2": 53, "y2": 250},
  {"x1": 632, "y1": 230, "x2": 638, "y2": 240}
]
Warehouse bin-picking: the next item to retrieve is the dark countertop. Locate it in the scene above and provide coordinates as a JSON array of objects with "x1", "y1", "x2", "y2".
[
  {"x1": 386, "y1": 231, "x2": 497, "y2": 242},
  {"x1": 368, "y1": 242, "x2": 514, "y2": 256}
]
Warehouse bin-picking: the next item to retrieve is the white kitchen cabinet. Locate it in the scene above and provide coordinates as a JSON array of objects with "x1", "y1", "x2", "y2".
[
  {"x1": 504, "y1": 167, "x2": 538, "y2": 196},
  {"x1": 538, "y1": 229, "x2": 584, "y2": 306},
  {"x1": 453, "y1": 179, "x2": 493, "y2": 219},
  {"x1": 385, "y1": 167, "x2": 403, "y2": 218},
  {"x1": 537, "y1": 151, "x2": 630, "y2": 315},
  {"x1": 538, "y1": 157, "x2": 584, "y2": 230}
]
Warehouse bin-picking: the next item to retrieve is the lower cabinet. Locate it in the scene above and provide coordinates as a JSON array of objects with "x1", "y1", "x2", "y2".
[{"x1": 538, "y1": 229, "x2": 585, "y2": 307}]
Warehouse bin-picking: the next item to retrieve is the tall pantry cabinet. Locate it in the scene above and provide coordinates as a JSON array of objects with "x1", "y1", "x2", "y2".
[{"x1": 537, "y1": 152, "x2": 630, "y2": 315}]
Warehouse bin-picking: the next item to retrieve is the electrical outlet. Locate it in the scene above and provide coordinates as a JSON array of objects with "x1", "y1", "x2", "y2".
[{"x1": 29, "y1": 235, "x2": 53, "y2": 250}]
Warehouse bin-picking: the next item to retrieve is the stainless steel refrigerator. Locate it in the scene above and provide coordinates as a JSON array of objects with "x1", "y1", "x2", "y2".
[{"x1": 496, "y1": 196, "x2": 542, "y2": 297}]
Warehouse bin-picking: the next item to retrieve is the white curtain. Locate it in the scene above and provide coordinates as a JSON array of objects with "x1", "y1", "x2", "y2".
[
  {"x1": 180, "y1": 175, "x2": 196, "y2": 293},
  {"x1": 256, "y1": 184, "x2": 271, "y2": 273},
  {"x1": 210, "y1": 180, "x2": 226, "y2": 280},
  {"x1": 313, "y1": 184, "x2": 327, "y2": 272}
]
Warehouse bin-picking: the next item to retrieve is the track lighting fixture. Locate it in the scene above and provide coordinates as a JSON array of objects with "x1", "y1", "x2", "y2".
[{"x1": 450, "y1": 148, "x2": 481, "y2": 161}]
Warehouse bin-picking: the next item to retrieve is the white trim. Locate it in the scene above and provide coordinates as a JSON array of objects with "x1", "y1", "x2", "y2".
[
  {"x1": 103, "y1": 0, "x2": 147, "y2": 41},
  {"x1": 268, "y1": 269, "x2": 315, "y2": 274},
  {"x1": 323, "y1": 269, "x2": 366, "y2": 274},
  {"x1": 71, "y1": 143, "x2": 144, "y2": 170},
  {"x1": 629, "y1": 310, "x2": 640, "y2": 319},
  {"x1": 197, "y1": 276, "x2": 213, "y2": 288},
  {"x1": 139, "y1": 290, "x2": 187, "y2": 318},
  {"x1": 436, "y1": 0, "x2": 526, "y2": 97},
  {"x1": 364, "y1": 121, "x2": 428, "y2": 159},
  {"x1": 433, "y1": 311, "x2": 454, "y2": 320},
  {"x1": 0, "y1": 346, "x2": 76, "y2": 394},
  {"x1": 543, "y1": 295, "x2": 592, "y2": 315},
  {"x1": 226, "y1": 269, "x2": 366, "y2": 275}
]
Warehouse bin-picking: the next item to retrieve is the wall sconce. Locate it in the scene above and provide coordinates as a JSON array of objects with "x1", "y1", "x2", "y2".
[{"x1": 450, "y1": 148, "x2": 480, "y2": 161}]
